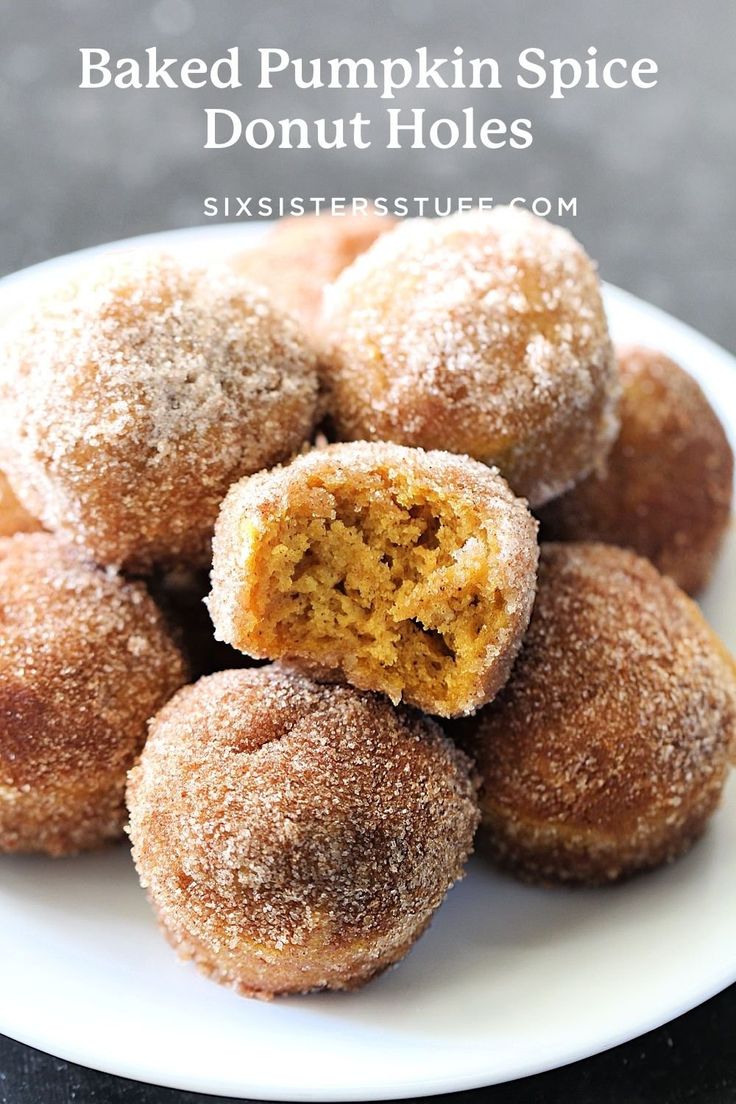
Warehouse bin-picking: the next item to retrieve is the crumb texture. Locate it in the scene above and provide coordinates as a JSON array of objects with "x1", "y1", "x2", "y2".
[
  {"x1": 454, "y1": 542, "x2": 736, "y2": 884},
  {"x1": 127, "y1": 664, "x2": 479, "y2": 996},
  {"x1": 208, "y1": 441, "x2": 538, "y2": 717}
]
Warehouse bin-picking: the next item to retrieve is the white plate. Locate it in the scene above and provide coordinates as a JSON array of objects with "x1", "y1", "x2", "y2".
[{"x1": 1, "y1": 225, "x2": 735, "y2": 1102}]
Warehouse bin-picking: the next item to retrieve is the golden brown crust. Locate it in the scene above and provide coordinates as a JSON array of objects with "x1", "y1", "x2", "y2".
[
  {"x1": 154, "y1": 904, "x2": 433, "y2": 999},
  {"x1": 207, "y1": 441, "x2": 538, "y2": 717},
  {"x1": 321, "y1": 207, "x2": 618, "y2": 507},
  {"x1": 0, "y1": 533, "x2": 188, "y2": 855},
  {"x1": 0, "y1": 252, "x2": 319, "y2": 571},
  {"x1": 453, "y1": 542, "x2": 736, "y2": 885},
  {"x1": 126, "y1": 665, "x2": 479, "y2": 997},
  {"x1": 0, "y1": 470, "x2": 42, "y2": 537},
  {"x1": 538, "y1": 346, "x2": 734, "y2": 594},
  {"x1": 230, "y1": 211, "x2": 396, "y2": 331}
]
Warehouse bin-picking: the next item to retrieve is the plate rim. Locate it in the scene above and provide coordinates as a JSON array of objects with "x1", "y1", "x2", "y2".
[{"x1": 2, "y1": 944, "x2": 735, "y2": 1102}]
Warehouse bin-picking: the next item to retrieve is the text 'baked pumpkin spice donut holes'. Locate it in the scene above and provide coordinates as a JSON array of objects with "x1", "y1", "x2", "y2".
[
  {"x1": 538, "y1": 345, "x2": 734, "y2": 594},
  {"x1": 0, "y1": 251, "x2": 320, "y2": 572},
  {"x1": 453, "y1": 542, "x2": 736, "y2": 886},
  {"x1": 126, "y1": 664, "x2": 480, "y2": 998},
  {"x1": 207, "y1": 440, "x2": 539, "y2": 718},
  {"x1": 0, "y1": 533, "x2": 187, "y2": 856},
  {"x1": 320, "y1": 206, "x2": 619, "y2": 507}
]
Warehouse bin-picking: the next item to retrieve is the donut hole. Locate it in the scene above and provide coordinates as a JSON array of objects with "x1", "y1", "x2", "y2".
[{"x1": 237, "y1": 471, "x2": 508, "y2": 715}]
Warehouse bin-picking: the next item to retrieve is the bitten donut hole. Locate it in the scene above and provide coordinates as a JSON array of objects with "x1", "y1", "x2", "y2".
[{"x1": 240, "y1": 472, "x2": 507, "y2": 715}]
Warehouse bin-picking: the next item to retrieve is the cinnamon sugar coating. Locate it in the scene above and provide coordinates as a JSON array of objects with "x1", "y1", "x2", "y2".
[
  {"x1": 0, "y1": 251, "x2": 319, "y2": 571},
  {"x1": 231, "y1": 211, "x2": 396, "y2": 331},
  {"x1": 454, "y1": 543, "x2": 736, "y2": 885},
  {"x1": 0, "y1": 470, "x2": 42, "y2": 537},
  {"x1": 321, "y1": 207, "x2": 618, "y2": 507},
  {"x1": 539, "y1": 346, "x2": 734, "y2": 594},
  {"x1": 0, "y1": 533, "x2": 187, "y2": 855},
  {"x1": 207, "y1": 441, "x2": 538, "y2": 717},
  {"x1": 126, "y1": 665, "x2": 479, "y2": 997}
]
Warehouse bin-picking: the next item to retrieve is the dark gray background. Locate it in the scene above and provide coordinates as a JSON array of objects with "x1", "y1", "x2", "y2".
[
  {"x1": 1, "y1": 0, "x2": 734, "y2": 347},
  {"x1": 0, "y1": 2, "x2": 735, "y2": 1102}
]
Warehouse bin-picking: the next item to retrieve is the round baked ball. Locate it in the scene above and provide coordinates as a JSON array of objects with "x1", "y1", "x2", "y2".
[
  {"x1": 0, "y1": 469, "x2": 41, "y2": 537},
  {"x1": 455, "y1": 543, "x2": 736, "y2": 885},
  {"x1": 231, "y1": 210, "x2": 396, "y2": 331},
  {"x1": 208, "y1": 441, "x2": 538, "y2": 717},
  {"x1": 148, "y1": 565, "x2": 253, "y2": 679},
  {"x1": 0, "y1": 251, "x2": 319, "y2": 571},
  {"x1": 539, "y1": 346, "x2": 733, "y2": 594},
  {"x1": 0, "y1": 533, "x2": 187, "y2": 855},
  {"x1": 321, "y1": 207, "x2": 618, "y2": 507},
  {"x1": 127, "y1": 665, "x2": 479, "y2": 997}
]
